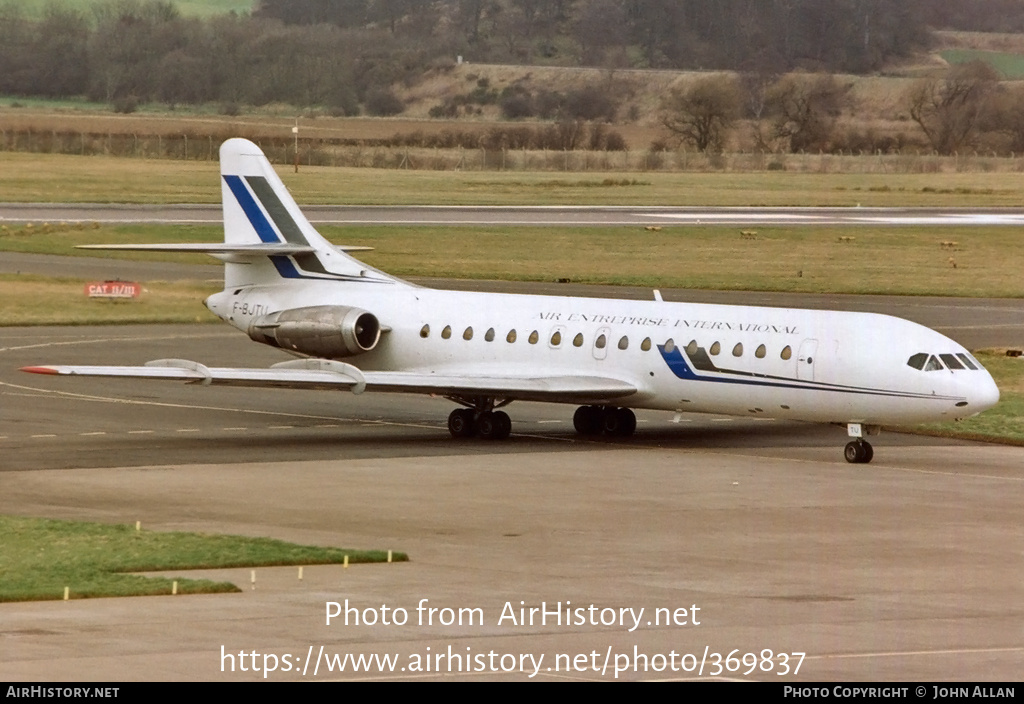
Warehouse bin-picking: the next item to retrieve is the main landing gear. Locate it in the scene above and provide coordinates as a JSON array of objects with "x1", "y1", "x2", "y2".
[
  {"x1": 573, "y1": 405, "x2": 637, "y2": 438},
  {"x1": 447, "y1": 408, "x2": 512, "y2": 440},
  {"x1": 446, "y1": 401, "x2": 637, "y2": 440},
  {"x1": 447, "y1": 402, "x2": 512, "y2": 440}
]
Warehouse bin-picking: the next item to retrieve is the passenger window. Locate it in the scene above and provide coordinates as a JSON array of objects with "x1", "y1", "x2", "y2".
[
  {"x1": 781, "y1": 345, "x2": 792, "y2": 360},
  {"x1": 550, "y1": 331, "x2": 562, "y2": 346},
  {"x1": 664, "y1": 338, "x2": 675, "y2": 353},
  {"x1": 420, "y1": 324, "x2": 430, "y2": 338},
  {"x1": 939, "y1": 353, "x2": 965, "y2": 370},
  {"x1": 528, "y1": 330, "x2": 539, "y2": 344},
  {"x1": 924, "y1": 355, "x2": 944, "y2": 371},
  {"x1": 755, "y1": 344, "x2": 766, "y2": 359},
  {"x1": 732, "y1": 343, "x2": 743, "y2": 357},
  {"x1": 507, "y1": 329, "x2": 517, "y2": 343},
  {"x1": 573, "y1": 333, "x2": 584, "y2": 347},
  {"x1": 685, "y1": 340, "x2": 698, "y2": 356},
  {"x1": 641, "y1": 337, "x2": 652, "y2": 351},
  {"x1": 463, "y1": 327, "x2": 473, "y2": 341},
  {"x1": 595, "y1": 334, "x2": 607, "y2": 349},
  {"x1": 441, "y1": 325, "x2": 452, "y2": 339},
  {"x1": 710, "y1": 341, "x2": 721, "y2": 356},
  {"x1": 907, "y1": 353, "x2": 928, "y2": 370},
  {"x1": 956, "y1": 353, "x2": 978, "y2": 370},
  {"x1": 485, "y1": 328, "x2": 495, "y2": 342},
  {"x1": 618, "y1": 336, "x2": 629, "y2": 350}
]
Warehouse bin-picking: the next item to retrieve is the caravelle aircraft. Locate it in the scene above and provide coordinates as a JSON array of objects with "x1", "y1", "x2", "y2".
[{"x1": 22, "y1": 138, "x2": 1000, "y2": 463}]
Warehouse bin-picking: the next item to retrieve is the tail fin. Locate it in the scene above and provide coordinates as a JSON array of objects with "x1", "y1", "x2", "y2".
[
  {"x1": 78, "y1": 138, "x2": 395, "y2": 289},
  {"x1": 219, "y1": 138, "x2": 393, "y2": 288},
  {"x1": 220, "y1": 138, "x2": 335, "y2": 251}
]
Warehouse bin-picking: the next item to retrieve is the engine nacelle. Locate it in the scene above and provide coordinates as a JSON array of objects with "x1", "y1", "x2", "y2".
[{"x1": 248, "y1": 305, "x2": 381, "y2": 358}]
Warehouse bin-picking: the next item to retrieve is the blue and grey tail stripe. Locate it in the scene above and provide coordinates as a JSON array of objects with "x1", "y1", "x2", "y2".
[
  {"x1": 223, "y1": 174, "x2": 376, "y2": 283},
  {"x1": 659, "y1": 345, "x2": 963, "y2": 401}
]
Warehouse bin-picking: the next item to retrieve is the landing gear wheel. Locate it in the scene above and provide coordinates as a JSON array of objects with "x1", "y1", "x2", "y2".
[
  {"x1": 844, "y1": 440, "x2": 873, "y2": 464},
  {"x1": 613, "y1": 408, "x2": 637, "y2": 437},
  {"x1": 492, "y1": 410, "x2": 512, "y2": 440},
  {"x1": 448, "y1": 408, "x2": 477, "y2": 438},
  {"x1": 477, "y1": 411, "x2": 512, "y2": 440},
  {"x1": 573, "y1": 406, "x2": 602, "y2": 435},
  {"x1": 574, "y1": 406, "x2": 636, "y2": 438}
]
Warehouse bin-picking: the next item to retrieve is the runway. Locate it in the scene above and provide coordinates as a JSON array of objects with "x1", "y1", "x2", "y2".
[
  {"x1": 2, "y1": 321, "x2": 1022, "y2": 681},
  {"x1": 6, "y1": 203, "x2": 1024, "y2": 226}
]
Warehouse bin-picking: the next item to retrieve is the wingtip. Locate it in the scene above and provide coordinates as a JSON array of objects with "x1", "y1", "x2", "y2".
[{"x1": 20, "y1": 366, "x2": 59, "y2": 375}]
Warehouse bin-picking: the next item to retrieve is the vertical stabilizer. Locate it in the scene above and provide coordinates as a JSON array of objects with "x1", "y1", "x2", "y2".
[{"x1": 218, "y1": 138, "x2": 397, "y2": 289}]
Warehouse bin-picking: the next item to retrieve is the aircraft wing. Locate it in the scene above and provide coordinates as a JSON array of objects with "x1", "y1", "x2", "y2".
[{"x1": 21, "y1": 358, "x2": 637, "y2": 403}]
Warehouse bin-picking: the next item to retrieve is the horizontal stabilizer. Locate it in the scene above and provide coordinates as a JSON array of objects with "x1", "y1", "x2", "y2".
[{"x1": 76, "y1": 243, "x2": 372, "y2": 257}]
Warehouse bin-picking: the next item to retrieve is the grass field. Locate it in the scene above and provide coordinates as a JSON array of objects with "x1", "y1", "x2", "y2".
[
  {"x1": 3, "y1": 151, "x2": 1024, "y2": 205},
  {"x1": 10, "y1": 0, "x2": 253, "y2": 19},
  {"x1": 940, "y1": 48, "x2": 1024, "y2": 78},
  {"x1": 3, "y1": 222, "x2": 1023, "y2": 303},
  {"x1": 0, "y1": 275, "x2": 218, "y2": 326},
  {"x1": 0, "y1": 515, "x2": 406, "y2": 603}
]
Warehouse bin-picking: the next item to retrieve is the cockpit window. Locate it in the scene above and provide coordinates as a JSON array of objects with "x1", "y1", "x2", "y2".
[
  {"x1": 956, "y1": 353, "x2": 978, "y2": 370},
  {"x1": 939, "y1": 354, "x2": 965, "y2": 370},
  {"x1": 924, "y1": 355, "x2": 944, "y2": 371},
  {"x1": 907, "y1": 353, "x2": 928, "y2": 370}
]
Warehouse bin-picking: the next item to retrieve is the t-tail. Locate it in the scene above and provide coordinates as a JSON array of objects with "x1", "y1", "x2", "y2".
[
  {"x1": 78, "y1": 138, "x2": 400, "y2": 290},
  {"x1": 217, "y1": 138, "x2": 396, "y2": 288}
]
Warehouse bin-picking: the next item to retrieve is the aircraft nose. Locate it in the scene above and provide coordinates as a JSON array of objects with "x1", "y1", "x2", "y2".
[{"x1": 972, "y1": 370, "x2": 1000, "y2": 412}]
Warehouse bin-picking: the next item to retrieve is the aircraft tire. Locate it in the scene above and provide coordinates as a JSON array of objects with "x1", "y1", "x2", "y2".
[
  {"x1": 615, "y1": 408, "x2": 637, "y2": 437},
  {"x1": 448, "y1": 408, "x2": 477, "y2": 438},
  {"x1": 573, "y1": 406, "x2": 602, "y2": 435},
  {"x1": 844, "y1": 440, "x2": 873, "y2": 464},
  {"x1": 492, "y1": 411, "x2": 512, "y2": 440},
  {"x1": 477, "y1": 411, "x2": 511, "y2": 440}
]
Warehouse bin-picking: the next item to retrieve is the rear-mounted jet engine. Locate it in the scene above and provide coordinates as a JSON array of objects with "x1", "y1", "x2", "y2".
[{"x1": 248, "y1": 305, "x2": 381, "y2": 358}]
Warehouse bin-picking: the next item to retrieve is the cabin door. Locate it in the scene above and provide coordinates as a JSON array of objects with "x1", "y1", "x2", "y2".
[{"x1": 797, "y1": 338, "x2": 818, "y2": 381}]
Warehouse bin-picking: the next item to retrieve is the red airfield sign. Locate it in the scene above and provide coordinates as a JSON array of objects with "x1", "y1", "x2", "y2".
[{"x1": 85, "y1": 281, "x2": 141, "y2": 299}]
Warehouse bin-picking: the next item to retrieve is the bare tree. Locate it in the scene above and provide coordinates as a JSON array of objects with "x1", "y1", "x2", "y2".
[
  {"x1": 908, "y1": 61, "x2": 999, "y2": 155},
  {"x1": 661, "y1": 76, "x2": 741, "y2": 152},
  {"x1": 766, "y1": 73, "x2": 850, "y2": 152}
]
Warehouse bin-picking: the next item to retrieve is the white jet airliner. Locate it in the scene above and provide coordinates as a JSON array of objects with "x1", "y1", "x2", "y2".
[{"x1": 22, "y1": 138, "x2": 1000, "y2": 463}]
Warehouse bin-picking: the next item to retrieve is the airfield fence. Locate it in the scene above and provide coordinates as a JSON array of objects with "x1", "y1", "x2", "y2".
[{"x1": 3, "y1": 129, "x2": 1024, "y2": 174}]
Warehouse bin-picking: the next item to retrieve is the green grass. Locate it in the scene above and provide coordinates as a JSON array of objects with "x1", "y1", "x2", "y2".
[
  {"x1": 2, "y1": 223, "x2": 1023, "y2": 327},
  {"x1": 333, "y1": 224, "x2": 1024, "y2": 298},
  {"x1": 9, "y1": 222, "x2": 1020, "y2": 298},
  {"x1": 7, "y1": 0, "x2": 253, "y2": 20},
  {"x1": 5, "y1": 151, "x2": 1024, "y2": 206},
  {"x1": 0, "y1": 515, "x2": 406, "y2": 603},
  {"x1": 0, "y1": 222, "x2": 220, "y2": 261},
  {"x1": 0, "y1": 275, "x2": 219, "y2": 326},
  {"x1": 940, "y1": 49, "x2": 1024, "y2": 78}
]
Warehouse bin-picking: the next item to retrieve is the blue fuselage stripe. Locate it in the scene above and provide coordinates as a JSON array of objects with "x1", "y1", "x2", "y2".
[{"x1": 658, "y1": 345, "x2": 954, "y2": 400}]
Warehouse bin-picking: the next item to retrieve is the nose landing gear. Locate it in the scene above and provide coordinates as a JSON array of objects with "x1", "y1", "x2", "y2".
[
  {"x1": 844, "y1": 423, "x2": 877, "y2": 463},
  {"x1": 844, "y1": 439, "x2": 873, "y2": 464}
]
